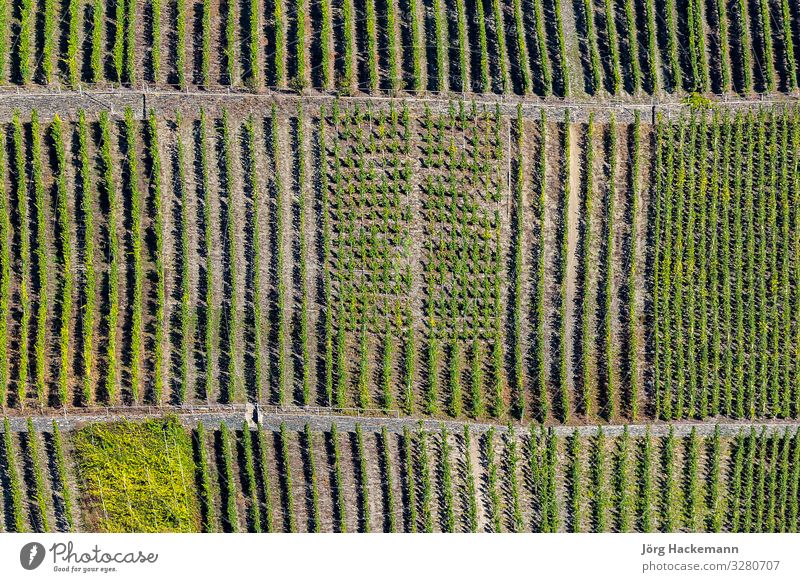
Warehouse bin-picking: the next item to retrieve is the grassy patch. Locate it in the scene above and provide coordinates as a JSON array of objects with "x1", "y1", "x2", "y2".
[{"x1": 73, "y1": 417, "x2": 199, "y2": 532}]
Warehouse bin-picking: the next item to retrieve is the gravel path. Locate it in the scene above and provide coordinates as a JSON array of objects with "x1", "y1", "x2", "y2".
[
  {"x1": 3, "y1": 405, "x2": 799, "y2": 437},
  {"x1": 0, "y1": 89, "x2": 793, "y2": 124}
]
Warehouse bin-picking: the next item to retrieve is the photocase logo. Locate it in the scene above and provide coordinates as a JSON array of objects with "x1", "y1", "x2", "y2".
[{"x1": 20, "y1": 542, "x2": 46, "y2": 570}]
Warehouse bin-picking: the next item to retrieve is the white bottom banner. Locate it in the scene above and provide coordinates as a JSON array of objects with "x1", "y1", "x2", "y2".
[{"x1": 0, "y1": 533, "x2": 798, "y2": 582}]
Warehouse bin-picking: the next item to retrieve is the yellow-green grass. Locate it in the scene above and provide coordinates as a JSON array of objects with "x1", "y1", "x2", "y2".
[{"x1": 73, "y1": 417, "x2": 199, "y2": 532}]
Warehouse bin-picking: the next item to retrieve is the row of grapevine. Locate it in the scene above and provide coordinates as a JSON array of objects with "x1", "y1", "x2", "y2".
[
  {"x1": 173, "y1": 113, "x2": 191, "y2": 404},
  {"x1": 124, "y1": 107, "x2": 144, "y2": 404},
  {"x1": 509, "y1": 106, "x2": 524, "y2": 417},
  {"x1": 295, "y1": 106, "x2": 311, "y2": 405},
  {"x1": 598, "y1": 117, "x2": 617, "y2": 418},
  {"x1": 76, "y1": 113, "x2": 96, "y2": 406},
  {"x1": 0, "y1": 126, "x2": 8, "y2": 408},
  {"x1": 576, "y1": 115, "x2": 595, "y2": 416},
  {"x1": 31, "y1": 111, "x2": 47, "y2": 408},
  {"x1": 555, "y1": 112, "x2": 570, "y2": 422},
  {"x1": 271, "y1": 107, "x2": 288, "y2": 405},
  {"x1": 576, "y1": 114, "x2": 596, "y2": 418},
  {"x1": 51, "y1": 117, "x2": 72, "y2": 408},
  {"x1": 220, "y1": 111, "x2": 240, "y2": 404},
  {"x1": 1, "y1": 418, "x2": 24, "y2": 531}
]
